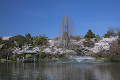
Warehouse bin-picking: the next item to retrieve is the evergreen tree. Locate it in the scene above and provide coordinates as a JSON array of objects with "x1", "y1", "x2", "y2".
[
  {"x1": 34, "y1": 35, "x2": 48, "y2": 46},
  {"x1": 0, "y1": 37, "x2": 3, "y2": 44},
  {"x1": 9, "y1": 35, "x2": 26, "y2": 47},
  {"x1": 103, "y1": 28, "x2": 115, "y2": 38},
  {"x1": 25, "y1": 33, "x2": 31, "y2": 40},
  {"x1": 25, "y1": 33, "x2": 33, "y2": 44},
  {"x1": 84, "y1": 29, "x2": 96, "y2": 38}
]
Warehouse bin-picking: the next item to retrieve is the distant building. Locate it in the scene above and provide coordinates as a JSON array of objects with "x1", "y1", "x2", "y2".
[{"x1": 22, "y1": 50, "x2": 39, "y2": 62}]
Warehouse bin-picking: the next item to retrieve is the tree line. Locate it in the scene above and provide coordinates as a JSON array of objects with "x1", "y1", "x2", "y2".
[
  {"x1": 1, "y1": 15, "x2": 120, "y2": 62},
  {"x1": 0, "y1": 34, "x2": 48, "y2": 60}
]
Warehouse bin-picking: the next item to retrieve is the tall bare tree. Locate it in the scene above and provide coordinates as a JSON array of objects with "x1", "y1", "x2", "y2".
[{"x1": 59, "y1": 15, "x2": 74, "y2": 49}]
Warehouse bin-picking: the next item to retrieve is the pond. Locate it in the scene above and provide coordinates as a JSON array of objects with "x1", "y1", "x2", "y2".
[{"x1": 0, "y1": 61, "x2": 120, "y2": 80}]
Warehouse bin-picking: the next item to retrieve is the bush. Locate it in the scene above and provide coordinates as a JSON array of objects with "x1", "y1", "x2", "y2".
[
  {"x1": 9, "y1": 54, "x2": 16, "y2": 61},
  {"x1": 77, "y1": 53, "x2": 85, "y2": 56},
  {"x1": 58, "y1": 54, "x2": 65, "y2": 58},
  {"x1": 25, "y1": 54, "x2": 34, "y2": 58},
  {"x1": 39, "y1": 52, "x2": 47, "y2": 59},
  {"x1": 91, "y1": 53, "x2": 104, "y2": 59},
  {"x1": 107, "y1": 53, "x2": 120, "y2": 62}
]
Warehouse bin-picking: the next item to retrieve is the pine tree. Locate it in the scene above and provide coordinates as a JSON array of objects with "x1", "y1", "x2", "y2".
[
  {"x1": 25, "y1": 33, "x2": 31, "y2": 40},
  {"x1": 25, "y1": 33, "x2": 33, "y2": 44},
  {"x1": 84, "y1": 29, "x2": 96, "y2": 38}
]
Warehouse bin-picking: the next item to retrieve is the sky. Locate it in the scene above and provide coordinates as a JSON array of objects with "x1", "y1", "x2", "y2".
[{"x1": 0, "y1": 0, "x2": 120, "y2": 39}]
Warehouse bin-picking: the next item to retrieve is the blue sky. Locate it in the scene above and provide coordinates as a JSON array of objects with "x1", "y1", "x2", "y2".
[{"x1": 0, "y1": 0, "x2": 120, "y2": 39}]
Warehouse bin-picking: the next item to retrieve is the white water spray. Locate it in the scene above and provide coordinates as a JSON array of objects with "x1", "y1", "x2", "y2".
[{"x1": 68, "y1": 55, "x2": 95, "y2": 62}]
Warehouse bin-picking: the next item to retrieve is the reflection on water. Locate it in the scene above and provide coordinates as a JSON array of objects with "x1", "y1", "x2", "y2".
[{"x1": 0, "y1": 61, "x2": 120, "y2": 80}]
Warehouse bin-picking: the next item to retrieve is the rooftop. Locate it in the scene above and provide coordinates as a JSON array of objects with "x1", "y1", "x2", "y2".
[{"x1": 23, "y1": 50, "x2": 38, "y2": 54}]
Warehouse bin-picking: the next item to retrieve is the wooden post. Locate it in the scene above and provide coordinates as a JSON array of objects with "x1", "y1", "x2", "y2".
[
  {"x1": 7, "y1": 55, "x2": 8, "y2": 61},
  {"x1": 34, "y1": 56, "x2": 35, "y2": 62},
  {"x1": 23, "y1": 56, "x2": 24, "y2": 62}
]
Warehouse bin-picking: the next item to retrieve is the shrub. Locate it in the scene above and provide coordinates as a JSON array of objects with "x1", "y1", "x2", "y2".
[
  {"x1": 25, "y1": 54, "x2": 33, "y2": 58},
  {"x1": 91, "y1": 53, "x2": 104, "y2": 59},
  {"x1": 58, "y1": 54, "x2": 65, "y2": 58},
  {"x1": 39, "y1": 52, "x2": 47, "y2": 59},
  {"x1": 77, "y1": 53, "x2": 85, "y2": 56},
  {"x1": 107, "y1": 53, "x2": 120, "y2": 62}
]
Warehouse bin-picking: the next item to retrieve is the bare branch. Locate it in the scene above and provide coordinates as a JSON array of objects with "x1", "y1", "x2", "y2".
[{"x1": 59, "y1": 15, "x2": 74, "y2": 49}]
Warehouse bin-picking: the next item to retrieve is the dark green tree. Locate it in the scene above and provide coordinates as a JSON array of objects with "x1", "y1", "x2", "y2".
[
  {"x1": 25, "y1": 33, "x2": 33, "y2": 44},
  {"x1": 0, "y1": 40, "x2": 13, "y2": 60},
  {"x1": 103, "y1": 28, "x2": 115, "y2": 38},
  {"x1": 9, "y1": 35, "x2": 26, "y2": 47},
  {"x1": 0, "y1": 37, "x2": 3, "y2": 44},
  {"x1": 2, "y1": 40, "x2": 15, "y2": 49},
  {"x1": 34, "y1": 35, "x2": 48, "y2": 46},
  {"x1": 84, "y1": 29, "x2": 96, "y2": 38},
  {"x1": 25, "y1": 33, "x2": 31, "y2": 40}
]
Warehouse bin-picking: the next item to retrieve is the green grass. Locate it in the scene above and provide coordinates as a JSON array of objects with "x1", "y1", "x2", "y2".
[{"x1": 94, "y1": 58, "x2": 105, "y2": 62}]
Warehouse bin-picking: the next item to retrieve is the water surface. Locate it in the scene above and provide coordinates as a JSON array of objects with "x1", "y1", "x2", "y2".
[{"x1": 0, "y1": 61, "x2": 120, "y2": 80}]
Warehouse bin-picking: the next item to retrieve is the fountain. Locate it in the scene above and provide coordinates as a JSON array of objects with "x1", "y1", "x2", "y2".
[{"x1": 67, "y1": 55, "x2": 95, "y2": 62}]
